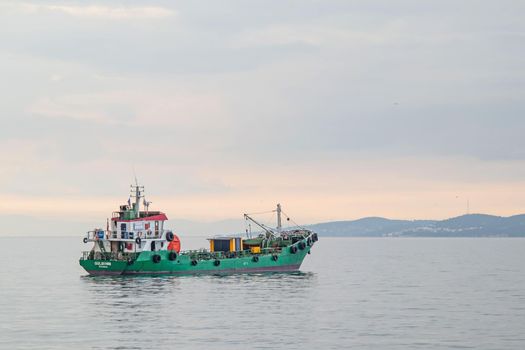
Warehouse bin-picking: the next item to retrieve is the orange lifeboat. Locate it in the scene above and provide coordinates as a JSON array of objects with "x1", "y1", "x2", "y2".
[{"x1": 167, "y1": 233, "x2": 181, "y2": 253}]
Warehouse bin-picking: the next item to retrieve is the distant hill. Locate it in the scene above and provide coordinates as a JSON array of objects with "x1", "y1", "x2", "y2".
[
  {"x1": 2, "y1": 213, "x2": 525, "y2": 238},
  {"x1": 307, "y1": 214, "x2": 525, "y2": 237}
]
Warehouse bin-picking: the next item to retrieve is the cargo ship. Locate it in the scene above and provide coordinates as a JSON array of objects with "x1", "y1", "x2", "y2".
[{"x1": 79, "y1": 184, "x2": 318, "y2": 276}]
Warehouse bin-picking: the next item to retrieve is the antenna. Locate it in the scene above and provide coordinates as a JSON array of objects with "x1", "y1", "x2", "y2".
[{"x1": 132, "y1": 165, "x2": 138, "y2": 187}]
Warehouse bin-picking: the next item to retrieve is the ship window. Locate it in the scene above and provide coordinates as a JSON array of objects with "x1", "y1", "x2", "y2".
[
  {"x1": 120, "y1": 223, "x2": 126, "y2": 232},
  {"x1": 151, "y1": 241, "x2": 156, "y2": 251}
]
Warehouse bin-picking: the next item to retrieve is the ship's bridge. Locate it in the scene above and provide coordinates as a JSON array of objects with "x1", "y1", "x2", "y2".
[{"x1": 110, "y1": 210, "x2": 167, "y2": 239}]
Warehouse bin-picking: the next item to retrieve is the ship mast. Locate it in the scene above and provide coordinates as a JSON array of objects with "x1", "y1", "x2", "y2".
[
  {"x1": 276, "y1": 203, "x2": 282, "y2": 233},
  {"x1": 130, "y1": 182, "x2": 144, "y2": 218},
  {"x1": 243, "y1": 203, "x2": 283, "y2": 237}
]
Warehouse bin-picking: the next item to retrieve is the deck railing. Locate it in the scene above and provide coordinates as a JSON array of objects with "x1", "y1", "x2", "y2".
[
  {"x1": 181, "y1": 247, "x2": 282, "y2": 260},
  {"x1": 80, "y1": 251, "x2": 140, "y2": 261},
  {"x1": 84, "y1": 229, "x2": 169, "y2": 241}
]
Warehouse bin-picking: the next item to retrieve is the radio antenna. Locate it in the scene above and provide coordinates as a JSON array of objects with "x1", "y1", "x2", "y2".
[{"x1": 132, "y1": 165, "x2": 138, "y2": 186}]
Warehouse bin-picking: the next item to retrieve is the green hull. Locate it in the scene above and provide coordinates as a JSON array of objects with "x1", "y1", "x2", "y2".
[{"x1": 80, "y1": 245, "x2": 312, "y2": 276}]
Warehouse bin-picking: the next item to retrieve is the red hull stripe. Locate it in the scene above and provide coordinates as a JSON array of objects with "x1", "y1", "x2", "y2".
[{"x1": 111, "y1": 213, "x2": 168, "y2": 222}]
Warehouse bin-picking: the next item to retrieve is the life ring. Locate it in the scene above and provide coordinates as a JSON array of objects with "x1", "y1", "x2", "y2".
[
  {"x1": 298, "y1": 241, "x2": 306, "y2": 250},
  {"x1": 272, "y1": 254, "x2": 278, "y2": 261},
  {"x1": 168, "y1": 252, "x2": 177, "y2": 261},
  {"x1": 135, "y1": 237, "x2": 142, "y2": 245},
  {"x1": 214, "y1": 260, "x2": 221, "y2": 266},
  {"x1": 290, "y1": 245, "x2": 298, "y2": 254},
  {"x1": 83, "y1": 237, "x2": 88, "y2": 244},
  {"x1": 152, "y1": 254, "x2": 161, "y2": 263},
  {"x1": 191, "y1": 259, "x2": 198, "y2": 266},
  {"x1": 252, "y1": 256, "x2": 259, "y2": 262},
  {"x1": 166, "y1": 231, "x2": 174, "y2": 242}
]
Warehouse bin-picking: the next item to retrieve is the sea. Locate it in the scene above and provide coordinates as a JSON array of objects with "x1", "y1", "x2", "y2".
[{"x1": 1, "y1": 236, "x2": 524, "y2": 350}]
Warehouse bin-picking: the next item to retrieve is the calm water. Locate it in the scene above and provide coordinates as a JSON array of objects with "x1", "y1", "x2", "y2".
[{"x1": 1, "y1": 237, "x2": 525, "y2": 349}]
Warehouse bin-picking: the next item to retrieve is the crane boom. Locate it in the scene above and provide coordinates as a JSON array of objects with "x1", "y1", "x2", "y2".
[{"x1": 244, "y1": 213, "x2": 275, "y2": 236}]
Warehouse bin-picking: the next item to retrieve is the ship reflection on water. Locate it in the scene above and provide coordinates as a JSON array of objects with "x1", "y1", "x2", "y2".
[{"x1": 79, "y1": 271, "x2": 318, "y2": 346}]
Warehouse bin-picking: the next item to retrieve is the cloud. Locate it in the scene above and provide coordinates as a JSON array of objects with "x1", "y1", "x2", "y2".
[
  {"x1": 1, "y1": 0, "x2": 525, "y2": 230},
  {"x1": 27, "y1": 89, "x2": 228, "y2": 127},
  {"x1": 231, "y1": 22, "x2": 401, "y2": 48},
  {"x1": 17, "y1": 3, "x2": 175, "y2": 20}
]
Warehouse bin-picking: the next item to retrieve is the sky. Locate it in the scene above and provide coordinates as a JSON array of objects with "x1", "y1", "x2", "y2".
[{"x1": 1, "y1": 1, "x2": 525, "y2": 235}]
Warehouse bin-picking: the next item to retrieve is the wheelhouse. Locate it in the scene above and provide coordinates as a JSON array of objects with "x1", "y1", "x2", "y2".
[{"x1": 82, "y1": 184, "x2": 178, "y2": 259}]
